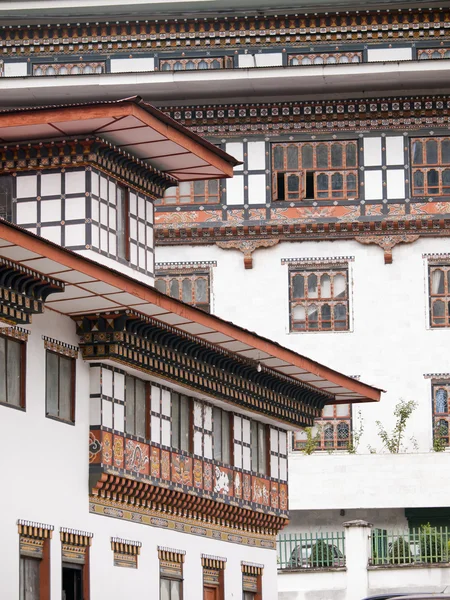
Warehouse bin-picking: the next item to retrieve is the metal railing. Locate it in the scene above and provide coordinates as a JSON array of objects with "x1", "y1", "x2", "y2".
[
  {"x1": 277, "y1": 531, "x2": 346, "y2": 570},
  {"x1": 371, "y1": 527, "x2": 450, "y2": 565}
]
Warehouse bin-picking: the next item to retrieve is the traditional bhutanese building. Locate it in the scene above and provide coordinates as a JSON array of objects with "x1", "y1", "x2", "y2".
[
  {"x1": 3, "y1": 0, "x2": 450, "y2": 597},
  {"x1": 0, "y1": 100, "x2": 380, "y2": 600}
]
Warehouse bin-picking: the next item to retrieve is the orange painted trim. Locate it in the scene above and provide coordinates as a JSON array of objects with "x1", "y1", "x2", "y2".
[
  {"x1": 0, "y1": 221, "x2": 381, "y2": 403},
  {"x1": 0, "y1": 101, "x2": 237, "y2": 180}
]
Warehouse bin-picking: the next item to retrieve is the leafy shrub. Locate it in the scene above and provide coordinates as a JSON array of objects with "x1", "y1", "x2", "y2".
[
  {"x1": 419, "y1": 524, "x2": 449, "y2": 563},
  {"x1": 309, "y1": 540, "x2": 335, "y2": 567},
  {"x1": 389, "y1": 536, "x2": 412, "y2": 564}
]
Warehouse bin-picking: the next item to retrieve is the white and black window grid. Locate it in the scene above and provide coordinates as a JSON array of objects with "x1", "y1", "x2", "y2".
[
  {"x1": 193, "y1": 399, "x2": 213, "y2": 459},
  {"x1": 14, "y1": 168, "x2": 89, "y2": 248},
  {"x1": 269, "y1": 427, "x2": 288, "y2": 481},
  {"x1": 223, "y1": 139, "x2": 268, "y2": 217},
  {"x1": 89, "y1": 364, "x2": 126, "y2": 434},
  {"x1": 233, "y1": 414, "x2": 252, "y2": 471},
  {"x1": 89, "y1": 169, "x2": 154, "y2": 277},
  {"x1": 150, "y1": 384, "x2": 172, "y2": 447}
]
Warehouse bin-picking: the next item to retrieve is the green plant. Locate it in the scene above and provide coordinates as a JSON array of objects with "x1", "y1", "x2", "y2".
[
  {"x1": 302, "y1": 426, "x2": 321, "y2": 455},
  {"x1": 376, "y1": 399, "x2": 418, "y2": 453},
  {"x1": 389, "y1": 536, "x2": 412, "y2": 564},
  {"x1": 347, "y1": 410, "x2": 364, "y2": 454},
  {"x1": 419, "y1": 523, "x2": 449, "y2": 563},
  {"x1": 309, "y1": 540, "x2": 334, "y2": 567},
  {"x1": 433, "y1": 423, "x2": 448, "y2": 452}
]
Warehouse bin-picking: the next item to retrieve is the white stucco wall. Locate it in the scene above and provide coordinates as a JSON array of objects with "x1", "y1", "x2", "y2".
[{"x1": 0, "y1": 309, "x2": 277, "y2": 599}]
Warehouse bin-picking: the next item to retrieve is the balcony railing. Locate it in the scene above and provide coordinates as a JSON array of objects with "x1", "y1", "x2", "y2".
[
  {"x1": 277, "y1": 531, "x2": 346, "y2": 570},
  {"x1": 371, "y1": 527, "x2": 450, "y2": 565}
]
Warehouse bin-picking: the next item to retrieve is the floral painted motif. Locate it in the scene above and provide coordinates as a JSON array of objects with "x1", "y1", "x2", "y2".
[
  {"x1": 172, "y1": 453, "x2": 193, "y2": 486},
  {"x1": 234, "y1": 472, "x2": 242, "y2": 498},
  {"x1": 102, "y1": 431, "x2": 113, "y2": 466},
  {"x1": 252, "y1": 477, "x2": 270, "y2": 506},
  {"x1": 193, "y1": 459, "x2": 203, "y2": 489},
  {"x1": 243, "y1": 473, "x2": 251, "y2": 502},
  {"x1": 279, "y1": 483, "x2": 288, "y2": 511},
  {"x1": 203, "y1": 462, "x2": 213, "y2": 492},
  {"x1": 161, "y1": 450, "x2": 170, "y2": 480},
  {"x1": 150, "y1": 446, "x2": 160, "y2": 478},
  {"x1": 270, "y1": 482, "x2": 279, "y2": 509},
  {"x1": 89, "y1": 430, "x2": 102, "y2": 464}
]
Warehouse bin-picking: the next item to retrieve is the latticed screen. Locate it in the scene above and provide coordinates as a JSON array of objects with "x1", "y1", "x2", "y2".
[
  {"x1": 288, "y1": 52, "x2": 362, "y2": 65},
  {"x1": 155, "y1": 270, "x2": 211, "y2": 312},
  {"x1": 160, "y1": 56, "x2": 233, "y2": 70},
  {"x1": 33, "y1": 62, "x2": 106, "y2": 75},
  {"x1": 289, "y1": 267, "x2": 349, "y2": 331},
  {"x1": 293, "y1": 404, "x2": 352, "y2": 451},
  {"x1": 418, "y1": 48, "x2": 450, "y2": 60},
  {"x1": 432, "y1": 384, "x2": 450, "y2": 447},
  {"x1": 429, "y1": 264, "x2": 450, "y2": 327},
  {"x1": 411, "y1": 137, "x2": 450, "y2": 197},
  {"x1": 272, "y1": 140, "x2": 358, "y2": 201}
]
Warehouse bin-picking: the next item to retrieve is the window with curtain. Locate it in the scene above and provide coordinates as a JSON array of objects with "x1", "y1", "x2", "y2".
[
  {"x1": 155, "y1": 269, "x2": 211, "y2": 313},
  {"x1": 411, "y1": 137, "x2": 450, "y2": 197},
  {"x1": 125, "y1": 375, "x2": 147, "y2": 438},
  {"x1": 289, "y1": 266, "x2": 349, "y2": 332},
  {"x1": 272, "y1": 140, "x2": 358, "y2": 201},
  {"x1": 432, "y1": 384, "x2": 450, "y2": 447},
  {"x1": 429, "y1": 264, "x2": 450, "y2": 327},
  {"x1": 0, "y1": 334, "x2": 25, "y2": 408},
  {"x1": 160, "y1": 578, "x2": 182, "y2": 600},
  {"x1": 45, "y1": 351, "x2": 75, "y2": 422}
]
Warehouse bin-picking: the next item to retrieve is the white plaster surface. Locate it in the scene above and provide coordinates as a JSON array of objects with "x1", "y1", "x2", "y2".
[
  {"x1": 110, "y1": 57, "x2": 155, "y2": 73},
  {"x1": 367, "y1": 47, "x2": 413, "y2": 62},
  {"x1": 4, "y1": 61, "x2": 28, "y2": 77}
]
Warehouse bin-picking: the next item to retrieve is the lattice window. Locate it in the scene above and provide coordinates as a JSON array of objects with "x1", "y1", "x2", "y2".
[
  {"x1": 160, "y1": 57, "x2": 232, "y2": 70},
  {"x1": 234, "y1": 415, "x2": 251, "y2": 470},
  {"x1": 418, "y1": 48, "x2": 450, "y2": 60},
  {"x1": 289, "y1": 52, "x2": 362, "y2": 65},
  {"x1": 160, "y1": 179, "x2": 220, "y2": 205},
  {"x1": 432, "y1": 383, "x2": 450, "y2": 447},
  {"x1": 155, "y1": 269, "x2": 211, "y2": 312},
  {"x1": 429, "y1": 264, "x2": 450, "y2": 327},
  {"x1": 411, "y1": 137, "x2": 450, "y2": 197},
  {"x1": 270, "y1": 428, "x2": 287, "y2": 481},
  {"x1": 272, "y1": 140, "x2": 358, "y2": 201},
  {"x1": 150, "y1": 385, "x2": 172, "y2": 447},
  {"x1": 193, "y1": 400, "x2": 213, "y2": 459},
  {"x1": 32, "y1": 62, "x2": 106, "y2": 75},
  {"x1": 293, "y1": 404, "x2": 352, "y2": 451},
  {"x1": 289, "y1": 266, "x2": 349, "y2": 332}
]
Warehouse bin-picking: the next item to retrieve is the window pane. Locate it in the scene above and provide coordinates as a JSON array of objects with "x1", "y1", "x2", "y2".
[
  {"x1": 195, "y1": 278, "x2": 208, "y2": 303},
  {"x1": 4, "y1": 340, "x2": 20, "y2": 405},
  {"x1": 208, "y1": 179, "x2": 219, "y2": 196},
  {"x1": 337, "y1": 422, "x2": 349, "y2": 447},
  {"x1": 334, "y1": 304, "x2": 347, "y2": 328},
  {"x1": 292, "y1": 304, "x2": 306, "y2": 329},
  {"x1": 347, "y1": 173, "x2": 357, "y2": 193},
  {"x1": 20, "y1": 557, "x2": 40, "y2": 600},
  {"x1": 308, "y1": 274, "x2": 318, "y2": 298},
  {"x1": 436, "y1": 388, "x2": 448, "y2": 414},
  {"x1": 155, "y1": 279, "x2": 166, "y2": 294},
  {"x1": 171, "y1": 580, "x2": 181, "y2": 600},
  {"x1": 172, "y1": 393, "x2": 180, "y2": 449},
  {"x1": 251, "y1": 420, "x2": 258, "y2": 471},
  {"x1": 194, "y1": 180, "x2": 205, "y2": 196},
  {"x1": 307, "y1": 304, "x2": 319, "y2": 329},
  {"x1": 432, "y1": 299, "x2": 445, "y2": 325},
  {"x1": 182, "y1": 279, "x2": 192, "y2": 303},
  {"x1": 320, "y1": 274, "x2": 331, "y2": 298},
  {"x1": 222, "y1": 411, "x2": 230, "y2": 464},
  {"x1": 346, "y1": 143, "x2": 357, "y2": 167},
  {"x1": 160, "y1": 578, "x2": 171, "y2": 600},
  {"x1": 180, "y1": 395, "x2": 190, "y2": 452},
  {"x1": 331, "y1": 144, "x2": 343, "y2": 168},
  {"x1": 321, "y1": 304, "x2": 332, "y2": 329},
  {"x1": 317, "y1": 173, "x2": 329, "y2": 197},
  {"x1": 287, "y1": 173, "x2": 300, "y2": 193},
  {"x1": 413, "y1": 170, "x2": 424, "y2": 194},
  {"x1": 125, "y1": 376, "x2": 135, "y2": 435},
  {"x1": 314, "y1": 56, "x2": 324, "y2": 64},
  {"x1": 46, "y1": 352, "x2": 59, "y2": 417},
  {"x1": 426, "y1": 140, "x2": 438, "y2": 164},
  {"x1": 0, "y1": 337, "x2": 6, "y2": 403},
  {"x1": 317, "y1": 144, "x2": 328, "y2": 169},
  {"x1": 431, "y1": 269, "x2": 445, "y2": 294},
  {"x1": 442, "y1": 140, "x2": 450, "y2": 164},
  {"x1": 333, "y1": 274, "x2": 347, "y2": 298},
  {"x1": 442, "y1": 169, "x2": 450, "y2": 194},
  {"x1": 302, "y1": 57, "x2": 312, "y2": 65},
  {"x1": 292, "y1": 274, "x2": 305, "y2": 298},
  {"x1": 331, "y1": 172, "x2": 343, "y2": 197},
  {"x1": 412, "y1": 141, "x2": 423, "y2": 164},
  {"x1": 258, "y1": 423, "x2": 267, "y2": 475},
  {"x1": 427, "y1": 169, "x2": 439, "y2": 193},
  {"x1": 59, "y1": 356, "x2": 73, "y2": 421},
  {"x1": 213, "y1": 407, "x2": 222, "y2": 461},
  {"x1": 287, "y1": 145, "x2": 298, "y2": 170},
  {"x1": 135, "y1": 379, "x2": 146, "y2": 438},
  {"x1": 302, "y1": 144, "x2": 313, "y2": 169},
  {"x1": 273, "y1": 146, "x2": 284, "y2": 170}
]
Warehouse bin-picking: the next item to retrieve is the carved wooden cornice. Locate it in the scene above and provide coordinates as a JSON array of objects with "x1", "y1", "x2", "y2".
[
  {"x1": 216, "y1": 239, "x2": 279, "y2": 269},
  {"x1": 355, "y1": 234, "x2": 421, "y2": 263}
]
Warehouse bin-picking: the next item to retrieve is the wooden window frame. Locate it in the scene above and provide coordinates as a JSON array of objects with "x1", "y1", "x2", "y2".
[
  {"x1": 293, "y1": 404, "x2": 352, "y2": 451},
  {"x1": 125, "y1": 375, "x2": 149, "y2": 439},
  {"x1": 0, "y1": 333, "x2": 26, "y2": 410},
  {"x1": 32, "y1": 62, "x2": 106, "y2": 76},
  {"x1": 171, "y1": 392, "x2": 192, "y2": 453},
  {"x1": 0, "y1": 174, "x2": 13, "y2": 222},
  {"x1": 160, "y1": 179, "x2": 221, "y2": 206},
  {"x1": 418, "y1": 48, "x2": 450, "y2": 60},
  {"x1": 411, "y1": 137, "x2": 450, "y2": 197},
  {"x1": 289, "y1": 266, "x2": 350, "y2": 332},
  {"x1": 288, "y1": 51, "x2": 362, "y2": 65},
  {"x1": 212, "y1": 406, "x2": 232, "y2": 464},
  {"x1": 432, "y1": 383, "x2": 450, "y2": 447},
  {"x1": 159, "y1": 56, "x2": 232, "y2": 71},
  {"x1": 60, "y1": 529, "x2": 92, "y2": 600},
  {"x1": 45, "y1": 349, "x2": 76, "y2": 424},
  {"x1": 155, "y1": 270, "x2": 211, "y2": 313},
  {"x1": 270, "y1": 428, "x2": 288, "y2": 480},
  {"x1": 429, "y1": 264, "x2": 450, "y2": 328},
  {"x1": 18, "y1": 522, "x2": 53, "y2": 600},
  {"x1": 158, "y1": 548, "x2": 185, "y2": 600},
  {"x1": 251, "y1": 421, "x2": 268, "y2": 476},
  {"x1": 117, "y1": 185, "x2": 130, "y2": 262},
  {"x1": 272, "y1": 140, "x2": 359, "y2": 202},
  {"x1": 233, "y1": 415, "x2": 251, "y2": 471}
]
